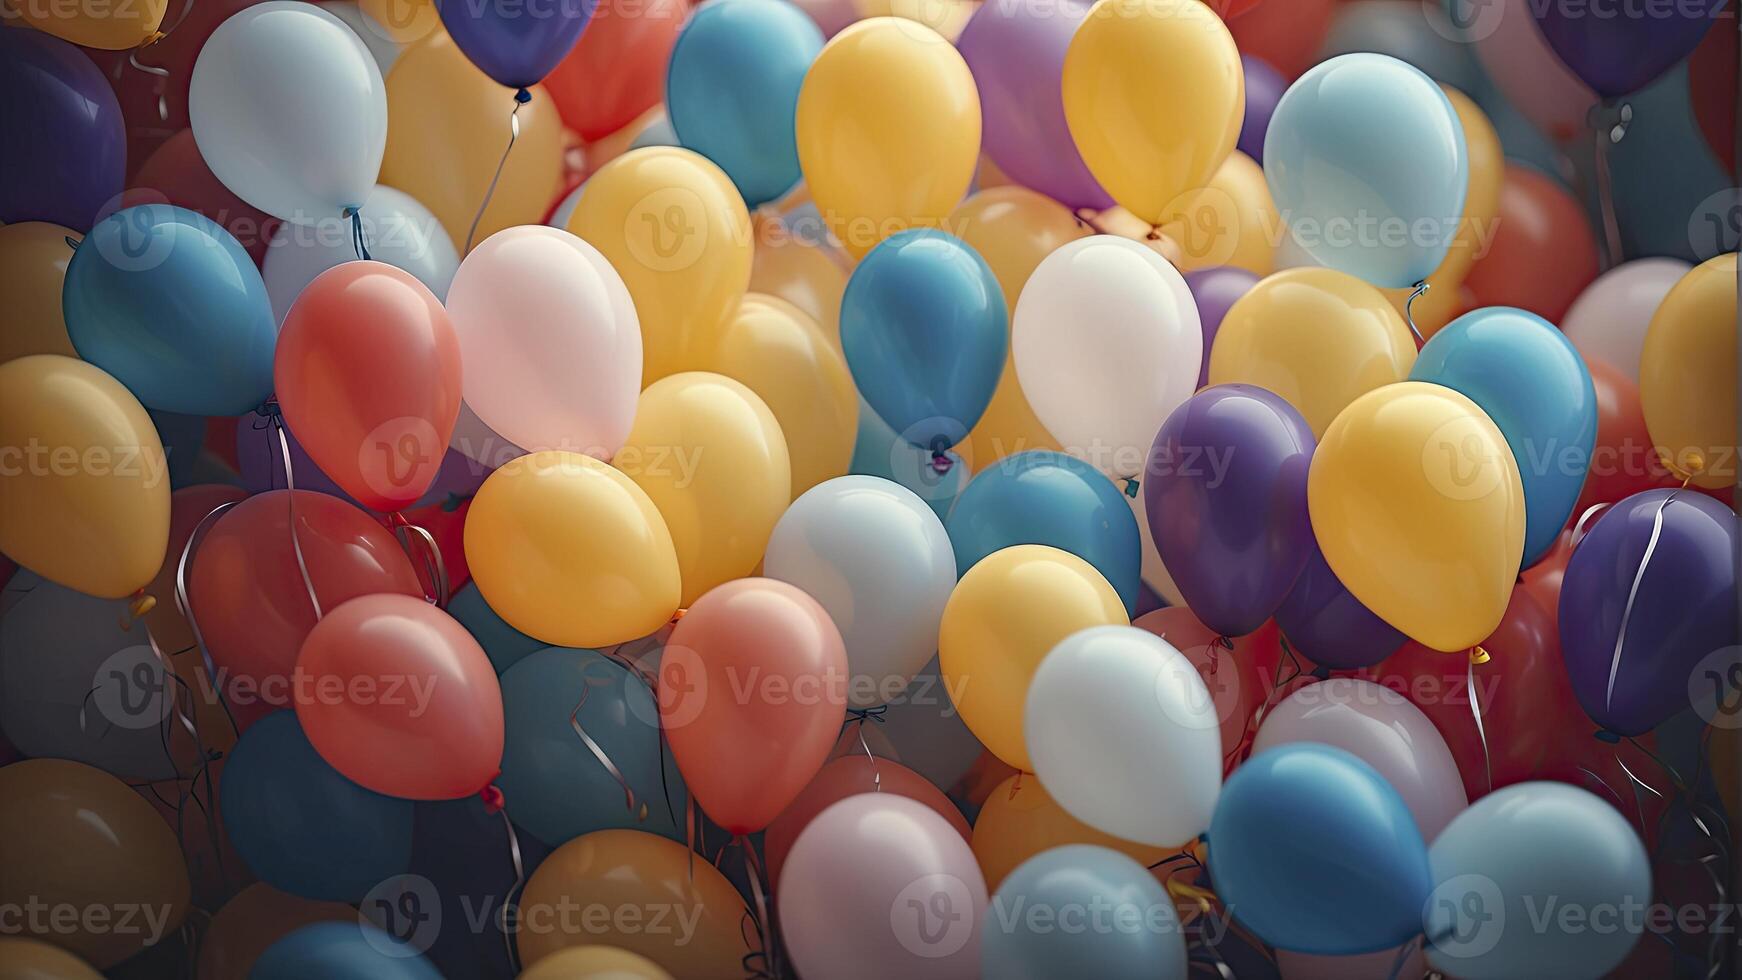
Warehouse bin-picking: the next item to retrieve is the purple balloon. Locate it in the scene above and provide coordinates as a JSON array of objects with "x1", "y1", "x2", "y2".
[
  {"x1": 1533, "y1": 0, "x2": 1724, "y2": 98},
  {"x1": 0, "y1": 30, "x2": 124, "y2": 231},
  {"x1": 1238, "y1": 55, "x2": 1286, "y2": 164},
  {"x1": 1559, "y1": 489, "x2": 1737, "y2": 737},
  {"x1": 437, "y1": 0, "x2": 595, "y2": 91},
  {"x1": 1184, "y1": 266, "x2": 1260, "y2": 388},
  {"x1": 1145, "y1": 385, "x2": 1316, "y2": 638},
  {"x1": 957, "y1": 0, "x2": 1113, "y2": 212},
  {"x1": 237, "y1": 416, "x2": 489, "y2": 510},
  {"x1": 1275, "y1": 534, "x2": 1407, "y2": 670}
]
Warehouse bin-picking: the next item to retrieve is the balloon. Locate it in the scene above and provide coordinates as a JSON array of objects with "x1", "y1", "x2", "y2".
[
  {"x1": 971, "y1": 772, "x2": 1164, "y2": 893},
  {"x1": 659, "y1": 578, "x2": 847, "y2": 832},
  {"x1": 1238, "y1": 55, "x2": 1286, "y2": 164},
  {"x1": 263, "y1": 185, "x2": 457, "y2": 323},
  {"x1": 841, "y1": 230, "x2": 1006, "y2": 454},
  {"x1": 1228, "y1": 0, "x2": 1335, "y2": 77},
  {"x1": 764, "y1": 476, "x2": 955, "y2": 707},
  {"x1": 983, "y1": 845, "x2": 1187, "y2": 980},
  {"x1": 1061, "y1": 0, "x2": 1243, "y2": 224},
  {"x1": 250, "y1": 923, "x2": 440, "y2": 980},
  {"x1": 382, "y1": 33, "x2": 564, "y2": 248},
  {"x1": 0, "y1": 355, "x2": 169, "y2": 599},
  {"x1": 446, "y1": 582, "x2": 542, "y2": 675},
  {"x1": 1532, "y1": 0, "x2": 1723, "y2": 98},
  {"x1": 294, "y1": 594, "x2": 503, "y2": 799},
  {"x1": 956, "y1": 0, "x2": 1110, "y2": 212},
  {"x1": 127, "y1": 127, "x2": 279, "y2": 265},
  {"x1": 795, "y1": 17, "x2": 980, "y2": 258},
  {"x1": 748, "y1": 228, "x2": 846, "y2": 335},
  {"x1": 765, "y1": 754, "x2": 969, "y2": 885},
  {"x1": 543, "y1": 0, "x2": 685, "y2": 141},
  {"x1": 850, "y1": 398, "x2": 972, "y2": 521},
  {"x1": 1308, "y1": 382, "x2": 1525, "y2": 652},
  {"x1": 517, "y1": 829, "x2": 754, "y2": 975},
  {"x1": 1562, "y1": 258, "x2": 1692, "y2": 383},
  {"x1": 1208, "y1": 267, "x2": 1415, "y2": 438},
  {"x1": 0, "y1": 29, "x2": 125, "y2": 232},
  {"x1": 0, "y1": 938, "x2": 101, "y2": 980},
  {"x1": 446, "y1": 225, "x2": 640, "y2": 457},
  {"x1": 949, "y1": 450, "x2": 1141, "y2": 615},
  {"x1": 5, "y1": 0, "x2": 165, "y2": 47},
  {"x1": 1411, "y1": 307, "x2": 1597, "y2": 567},
  {"x1": 235, "y1": 418, "x2": 485, "y2": 514},
  {"x1": 1639, "y1": 253, "x2": 1737, "y2": 489},
  {"x1": 1464, "y1": 0, "x2": 1593, "y2": 140},
  {"x1": 0, "y1": 222, "x2": 80, "y2": 365},
  {"x1": 1559, "y1": 489, "x2": 1737, "y2": 736},
  {"x1": 1425, "y1": 782, "x2": 1650, "y2": 976},
  {"x1": 187, "y1": 489, "x2": 424, "y2": 729},
  {"x1": 1013, "y1": 235, "x2": 1200, "y2": 478},
  {"x1": 699, "y1": 293, "x2": 857, "y2": 495},
  {"x1": 1025, "y1": 625, "x2": 1222, "y2": 846},
  {"x1": 520, "y1": 947, "x2": 674, "y2": 980},
  {"x1": 437, "y1": 0, "x2": 592, "y2": 90},
  {"x1": 1266, "y1": 54, "x2": 1466, "y2": 287},
  {"x1": 1462, "y1": 164, "x2": 1598, "y2": 325},
  {"x1": 1153, "y1": 150, "x2": 1278, "y2": 276},
  {"x1": 190, "y1": 2, "x2": 386, "y2": 223},
  {"x1": 0, "y1": 759, "x2": 190, "y2": 968},
  {"x1": 1689, "y1": 21, "x2": 1738, "y2": 173},
  {"x1": 1208, "y1": 744, "x2": 1431, "y2": 955},
  {"x1": 197, "y1": 884, "x2": 355, "y2": 980},
  {"x1": 1184, "y1": 267, "x2": 1259, "y2": 388},
  {"x1": 1574, "y1": 360, "x2": 1682, "y2": 516},
  {"x1": 1275, "y1": 531, "x2": 1407, "y2": 670},
  {"x1": 940, "y1": 545, "x2": 1129, "y2": 771},
  {"x1": 568, "y1": 147, "x2": 753, "y2": 385},
  {"x1": 498, "y1": 647, "x2": 681, "y2": 846},
  {"x1": 1147, "y1": 385, "x2": 1316, "y2": 636}
]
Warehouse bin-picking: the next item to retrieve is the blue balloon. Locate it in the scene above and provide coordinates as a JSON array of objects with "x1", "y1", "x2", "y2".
[
  {"x1": 1265, "y1": 54, "x2": 1468, "y2": 288},
  {"x1": 947, "y1": 450, "x2": 1141, "y2": 614},
  {"x1": 841, "y1": 230, "x2": 1006, "y2": 453},
  {"x1": 496, "y1": 647, "x2": 685, "y2": 847},
  {"x1": 437, "y1": 0, "x2": 593, "y2": 91},
  {"x1": 1410, "y1": 306, "x2": 1596, "y2": 567},
  {"x1": 850, "y1": 397, "x2": 970, "y2": 522},
  {"x1": 983, "y1": 844, "x2": 1187, "y2": 979},
  {"x1": 448, "y1": 582, "x2": 543, "y2": 675},
  {"x1": 1209, "y1": 743, "x2": 1431, "y2": 955},
  {"x1": 221, "y1": 711, "x2": 414, "y2": 902},
  {"x1": 252, "y1": 923, "x2": 442, "y2": 980},
  {"x1": 65, "y1": 204, "x2": 276, "y2": 416},
  {"x1": 666, "y1": 0, "x2": 823, "y2": 207}
]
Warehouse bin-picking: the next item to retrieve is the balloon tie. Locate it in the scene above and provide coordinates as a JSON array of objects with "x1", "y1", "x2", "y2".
[
  {"x1": 1588, "y1": 100, "x2": 1632, "y2": 268},
  {"x1": 1403, "y1": 280, "x2": 1430, "y2": 346},
  {"x1": 1123, "y1": 477, "x2": 1140, "y2": 498},
  {"x1": 464, "y1": 91, "x2": 530, "y2": 254},
  {"x1": 268, "y1": 408, "x2": 323, "y2": 620},
  {"x1": 670, "y1": 607, "x2": 688, "y2": 624},
  {"x1": 929, "y1": 450, "x2": 954, "y2": 475},
  {"x1": 480, "y1": 785, "x2": 526, "y2": 975},
  {"x1": 1603, "y1": 490, "x2": 1677, "y2": 713},
  {"x1": 568, "y1": 664, "x2": 648, "y2": 822},
  {"x1": 342, "y1": 207, "x2": 372, "y2": 262},
  {"x1": 387, "y1": 512, "x2": 448, "y2": 608},
  {"x1": 1465, "y1": 651, "x2": 1492, "y2": 794},
  {"x1": 176, "y1": 500, "x2": 245, "y2": 735}
]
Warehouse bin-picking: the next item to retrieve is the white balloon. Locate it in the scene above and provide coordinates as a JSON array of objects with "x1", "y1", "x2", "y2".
[
  {"x1": 190, "y1": 1, "x2": 387, "y2": 224},
  {"x1": 764, "y1": 475, "x2": 955, "y2": 708},
  {"x1": 262, "y1": 185, "x2": 458, "y2": 324},
  {"x1": 1025, "y1": 625, "x2": 1221, "y2": 847},
  {"x1": 1013, "y1": 236, "x2": 1201, "y2": 478},
  {"x1": 1561, "y1": 257, "x2": 1691, "y2": 382}
]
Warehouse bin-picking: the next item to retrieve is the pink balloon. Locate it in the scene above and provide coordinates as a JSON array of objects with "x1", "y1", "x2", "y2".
[
  {"x1": 1471, "y1": 0, "x2": 1594, "y2": 141},
  {"x1": 764, "y1": 754, "x2": 971, "y2": 886},
  {"x1": 779, "y1": 794, "x2": 988, "y2": 980},
  {"x1": 1251, "y1": 678, "x2": 1466, "y2": 841},
  {"x1": 1561, "y1": 257, "x2": 1692, "y2": 384}
]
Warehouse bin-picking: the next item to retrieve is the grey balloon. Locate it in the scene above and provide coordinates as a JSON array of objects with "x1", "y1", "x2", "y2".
[{"x1": 983, "y1": 844, "x2": 1188, "y2": 980}]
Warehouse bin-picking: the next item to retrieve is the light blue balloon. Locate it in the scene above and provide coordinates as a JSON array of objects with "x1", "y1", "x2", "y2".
[
  {"x1": 1426, "y1": 782, "x2": 1650, "y2": 979},
  {"x1": 1410, "y1": 306, "x2": 1596, "y2": 567},
  {"x1": 1265, "y1": 53, "x2": 1468, "y2": 288},
  {"x1": 65, "y1": 203, "x2": 276, "y2": 416},
  {"x1": 1208, "y1": 743, "x2": 1431, "y2": 955},
  {"x1": 851, "y1": 396, "x2": 970, "y2": 522},
  {"x1": 251, "y1": 923, "x2": 442, "y2": 980},
  {"x1": 947, "y1": 450, "x2": 1141, "y2": 614},
  {"x1": 447, "y1": 581, "x2": 543, "y2": 675},
  {"x1": 496, "y1": 647, "x2": 685, "y2": 847},
  {"x1": 842, "y1": 230, "x2": 1006, "y2": 453},
  {"x1": 666, "y1": 0, "x2": 822, "y2": 207},
  {"x1": 984, "y1": 845, "x2": 1188, "y2": 980}
]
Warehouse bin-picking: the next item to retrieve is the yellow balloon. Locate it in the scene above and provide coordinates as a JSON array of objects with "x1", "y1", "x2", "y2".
[
  {"x1": 747, "y1": 219, "x2": 847, "y2": 339},
  {"x1": 382, "y1": 32, "x2": 563, "y2": 249},
  {"x1": 358, "y1": 0, "x2": 439, "y2": 44},
  {"x1": 2, "y1": 0, "x2": 165, "y2": 49},
  {"x1": 1639, "y1": 252, "x2": 1738, "y2": 490},
  {"x1": 948, "y1": 187, "x2": 1086, "y2": 465},
  {"x1": 0, "y1": 355, "x2": 168, "y2": 599},
  {"x1": 1063, "y1": 0, "x2": 1244, "y2": 225},
  {"x1": 1154, "y1": 150, "x2": 1277, "y2": 276},
  {"x1": 699, "y1": 294, "x2": 858, "y2": 497},
  {"x1": 852, "y1": 0, "x2": 976, "y2": 39},
  {"x1": 0, "y1": 938, "x2": 102, "y2": 980},
  {"x1": 464, "y1": 450, "x2": 681, "y2": 647},
  {"x1": 570, "y1": 147, "x2": 753, "y2": 385},
  {"x1": 972, "y1": 774, "x2": 1165, "y2": 892},
  {"x1": 1208, "y1": 267, "x2": 1417, "y2": 438},
  {"x1": 795, "y1": 18, "x2": 980, "y2": 259},
  {"x1": 1308, "y1": 382, "x2": 1525, "y2": 653},
  {"x1": 620, "y1": 373, "x2": 791, "y2": 605},
  {"x1": 0, "y1": 223, "x2": 80, "y2": 366},
  {"x1": 520, "y1": 945, "x2": 674, "y2": 980},
  {"x1": 940, "y1": 545, "x2": 1129, "y2": 772}
]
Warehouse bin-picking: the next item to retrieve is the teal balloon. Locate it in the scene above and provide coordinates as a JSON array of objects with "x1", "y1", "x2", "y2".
[
  {"x1": 850, "y1": 396, "x2": 970, "y2": 522},
  {"x1": 252, "y1": 923, "x2": 442, "y2": 980},
  {"x1": 64, "y1": 204, "x2": 276, "y2": 416},
  {"x1": 1265, "y1": 53, "x2": 1468, "y2": 287},
  {"x1": 984, "y1": 845, "x2": 1187, "y2": 979},
  {"x1": 448, "y1": 581, "x2": 542, "y2": 675},
  {"x1": 666, "y1": 0, "x2": 822, "y2": 207},
  {"x1": 496, "y1": 647, "x2": 685, "y2": 847},
  {"x1": 1410, "y1": 306, "x2": 1596, "y2": 567},
  {"x1": 1208, "y1": 743, "x2": 1431, "y2": 955},
  {"x1": 947, "y1": 450, "x2": 1140, "y2": 614},
  {"x1": 841, "y1": 230, "x2": 1007, "y2": 453}
]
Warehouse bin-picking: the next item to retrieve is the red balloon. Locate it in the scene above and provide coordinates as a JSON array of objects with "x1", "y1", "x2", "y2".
[
  {"x1": 295, "y1": 593, "x2": 505, "y2": 800},
  {"x1": 763, "y1": 754, "x2": 969, "y2": 886},
  {"x1": 127, "y1": 129, "x2": 278, "y2": 264},
  {"x1": 1133, "y1": 608, "x2": 1277, "y2": 763},
  {"x1": 542, "y1": 0, "x2": 686, "y2": 142},
  {"x1": 187, "y1": 489, "x2": 424, "y2": 730},
  {"x1": 1463, "y1": 164, "x2": 1600, "y2": 324},
  {"x1": 1227, "y1": 0, "x2": 1335, "y2": 78},
  {"x1": 274, "y1": 262, "x2": 463, "y2": 512},
  {"x1": 1689, "y1": 22, "x2": 1737, "y2": 174},
  {"x1": 1520, "y1": 524, "x2": 1574, "y2": 617}
]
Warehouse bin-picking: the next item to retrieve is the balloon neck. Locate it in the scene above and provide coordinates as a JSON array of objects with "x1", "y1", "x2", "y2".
[
  {"x1": 63, "y1": 236, "x2": 80, "y2": 252},
  {"x1": 1123, "y1": 477, "x2": 1140, "y2": 498},
  {"x1": 1587, "y1": 100, "x2": 1633, "y2": 144},
  {"x1": 255, "y1": 398, "x2": 282, "y2": 421},
  {"x1": 127, "y1": 590, "x2": 157, "y2": 621},
  {"x1": 1468, "y1": 645, "x2": 1490, "y2": 666},
  {"x1": 1593, "y1": 728, "x2": 1621, "y2": 744},
  {"x1": 929, "y1": 451, "x2": 954, "y2": 475},
  {"x1": 669, "y1": 607, "x2": 687, "y2": 624},
  {"x1": 478, "y1": 781, "x2": 506, "y2": 815},
  {"x1": 514, "y1": 87, "x2": 532, "y2": 105}
]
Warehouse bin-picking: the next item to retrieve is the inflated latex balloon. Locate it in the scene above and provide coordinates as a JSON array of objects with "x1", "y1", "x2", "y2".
[
  {"x1": 984, "y1": 846, "x2": 1187, "y2": 980},
  {"x1": 1639, "y1": 253, "x2": 1737, "y2": 490},
  {"x1": 263, "y1": 184, "x2": 458, "y2": 324}
]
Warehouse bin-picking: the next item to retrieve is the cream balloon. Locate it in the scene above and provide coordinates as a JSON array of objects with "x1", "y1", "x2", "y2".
[{"x1": 262, "y1": 184, "x2": 457, "y2": 323}]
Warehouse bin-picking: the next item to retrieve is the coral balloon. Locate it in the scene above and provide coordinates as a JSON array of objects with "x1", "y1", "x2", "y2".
[
  {"x1": 764, "y1": 754, "x2": 970, "y2": 885},
  {"x1": 1639, "y1": 253, "x2": 1737, "y2": 490},
  {"x1": 1574, "y1": 360, "x2": 1680, "y2": 516},
  {"x1": 1462, "y1": 164, "x2": 1599, "y2": 325},
  {"x1": 1227, "y1": 0, "x2": 1335, "y2": 78},
  {"x1": 543, "y1": 0, "x2": 686, "y2": 142},
  {"x1": 131, "y1": 128, "x2": 279, "y2": 265}
]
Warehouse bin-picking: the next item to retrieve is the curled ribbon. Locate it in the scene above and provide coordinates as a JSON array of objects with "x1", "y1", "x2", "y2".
[{"x1": 569, "y1": 661, "x2": 648, "y2": 823}]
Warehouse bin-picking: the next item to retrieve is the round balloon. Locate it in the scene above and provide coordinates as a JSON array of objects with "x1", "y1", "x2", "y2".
[
  {"x1": 0, "y1": 30, "x2": 125, "y2": 231},
  {"x1": 196, "y1": 883, "x2": 356, "y2": 980},
  {"x1": 0, "y1": 222, "x2": 81, "y2": 365},
  {"x1": 971, "y1": 772, "x2": 1166, "y2": 894},
  {"x1": 263, "y1": 184, "x2": 458, "y2": 324},
  {"x1": 1639, "y1": 253, "x2": 1736, "y2": 490},
  {"x1": 1532, "y1": 0, "x2": 1724, "y2": 98},
  {"x1": 1562, "y1": 258, "x2": 1691, "y2": 384},
  {"x1": 438, "y1": 0, "x2": 592, "y2": 89},
  {"x1": 1275, "y1": 531, "x2": 1408, "y2": 670},
  {"x1": 542, "y1": 0, "x2": 685, "y2": 141},
  {"x1": 763, "y1": 754, "x2": 970, "y2": 886},
  {"x1": 520, "y1": 946, "x2": 674, "y2": 980},
  {"x1": 983, "y1": 845, "x2": 1186, "y2": 980},
  {"x1": 249, "y1": 923, "x2": 440, "y2": 980}
]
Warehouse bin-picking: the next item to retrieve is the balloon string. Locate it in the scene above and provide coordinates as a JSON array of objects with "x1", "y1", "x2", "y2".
[
  {"x1": 464, "y1": 89, "x2": 531, "y2": 254},
  {"x1": 1403, "y1": 280, "x2": 1430, "y2": 346},
  {"x1": 567, "y1": 666, "x2": 648, "y2": 822},
  {"x1": 175, "y1": 499, "x2": 244, "y2": 736},
  {"x1": 387, "y1": 512, "x2": 448, "y2": 608},
  {"x1": 730, "y1": 835, "x2": 777, "y2": 980},
  {"x1": 1570, "y1": 501, "x2": 1611, "y2": 547},
  {"x1": 1603, "y1": 490, "x2": 1677, "y2": 713},
  {"x1": 267, "y1": 408, "x2": 323, "y2": 620},
  {"x1": 1588, "y1": 99, "x2": 1632, "y2": 268},
  {"x1": 843, "y1": 708, "x2": 885, "y2": 791},
  {"x1": 480, "y1": 789, "x2": 525, "y2": 976},
  {"x1": 343, "y1": 207, "x2": 372, "y2": 262},
  {"x1": 1466, "y1": 649, "x2": 1492, "y2": 795},
  {"x1": 1383, "y1": 934, "x2": 1423, "y2": 980}
]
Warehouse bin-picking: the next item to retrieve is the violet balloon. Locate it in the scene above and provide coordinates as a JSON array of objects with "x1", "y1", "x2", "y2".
[
  {"x1": 1559, "y1": 490, "x2": 1738, "y2": 737},
  {"x1": 0, "y1": 30, "x2": 125, "y2": 231},
  {"x1": 437, "y1": 0, "x2": 595, "y2": 90},
  {"x1": 1276, "y1": 534, "x2": 1407, "y2": 670},
  {"x1": 1533, "y1": 0, "x2": 1725, "y2": 98},
  {"x1": 1238, "y1": 55, "x2": 1286, "y2": 164},
  {"x1": 1145, "y1": 385, "x2": 1316, "y2": 638},
  {"x1": 1184, "y1": 266, "x2": 1260, "y2": 389}
]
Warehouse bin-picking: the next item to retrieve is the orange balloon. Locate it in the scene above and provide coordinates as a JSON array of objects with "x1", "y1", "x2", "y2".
[
  {"x1": 1463, "y1": 164, "x2": 1599, "y2": 324},
  {"x1": 274, "y1": 262, "x2": 463, "y2": 512},
  {"x1": 659, "y1": 578, "x2": 848, "y2": 834},
  {"x1": 543, "y1": 0, "x2": 687, "y2": 142},
  {"x1": 971, "y1": 773, "x2": 1165, "y2": 892},
  {"x1": 1133, "y1": 608, "x2": 1274, "y2": 759},
  {"x1": 0, "y1": 938, "x2": 102, "y2": 979},
  {"x1": 195, "y1": 884, "x2": 353, "y2": 980},
  {"x1": 294, "y1": 593, "x2": 503, "y2": 800},
  {"x1": 763, "y1": 754, "x2": 970, "y2": 885}
]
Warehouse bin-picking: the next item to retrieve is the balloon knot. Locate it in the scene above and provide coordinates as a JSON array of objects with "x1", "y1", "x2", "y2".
[
  {"x1": 670, "y1": 607, "x2": 687, "y2": 623},
  {"x1": 479, "y1": 782, "x2": 506, "y2": 814},
  {"x1": 140, "y1": 30, "x2": 166, "y2": 47},
  {"x1": 928, "y1": 451, "x2": 953, "y2": 475},
  {"x1": 1468, "y1": 645, "x2": 1490, "y2": 666},
  {"x1": 128, "y1": 591, "x2": 157, "y2": 620},
  {"x1": 256, "y1": 399, "x2": 282, "y2": 420},
  {"x1": 1594, "y1": 728, "x2": 1621, "y2": 744},
  {"x1": 846, "y1": 706, "x2": 888, "y2": 725},
  {"x1": 1123, "y1": 477, "x2": 1140, "y2": 498},
  {"x1": 514, "y1": 87, "x2": 532, "y2": 105}
]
